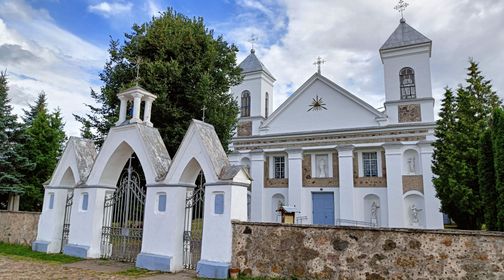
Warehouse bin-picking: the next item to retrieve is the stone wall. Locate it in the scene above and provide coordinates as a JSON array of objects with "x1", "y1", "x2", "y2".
[
  {"x1": 232, "y1": 221, "x2": 504, "y2": 279},
  {"x1": 0, "y1": 211, "x2": 40, "y2": 245}
]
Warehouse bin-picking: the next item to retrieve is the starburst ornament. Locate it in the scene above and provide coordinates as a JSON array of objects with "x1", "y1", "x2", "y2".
[{"x1": 308, "y1": 95, "x2": 327, "y2": 111}]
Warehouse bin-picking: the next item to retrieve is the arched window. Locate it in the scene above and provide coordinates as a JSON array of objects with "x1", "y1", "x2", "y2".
[
  {"x1": 399, "y1": 67, "x2": 416, "y2": 99},
  {"x1": 241, "y1": 90, "x2": 250, "y2": 117},
  {"x1": 265, "y1": 92, "x2": 269, "y2": 118}
]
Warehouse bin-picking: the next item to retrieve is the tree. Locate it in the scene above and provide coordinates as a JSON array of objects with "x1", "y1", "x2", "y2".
[
  {"x1": 433, "y1": 60, "x2": 501, "y2": 229},
  {"x1": 492, "y1": 108, "x2": 504, "y2": 231},
  {"x1": 478, "y1": 129, "x2": 497, "y2": 230},
  {"x1": 0, "y1": 71, "x2": 34, "y2": 207},
  {"x1": 75, "y1": 9, "x2": 242, "y2": 155},
  {"x1": 20, "y1": 94, "x2": 66, "y2": 211}
]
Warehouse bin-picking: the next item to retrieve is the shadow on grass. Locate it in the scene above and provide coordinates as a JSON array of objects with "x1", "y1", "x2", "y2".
[{"x1": 0, "y1": 242, "x2": 81, "y2": 264}]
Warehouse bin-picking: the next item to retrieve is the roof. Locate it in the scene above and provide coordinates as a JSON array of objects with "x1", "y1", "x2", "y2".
[
  {"x1": 191, "y1": 120, "x2": 229, "y2": 178},
  {"x1": 380, "y1": 19, "x2": 431, "y2": 51},
  {"x1": 72, "y1": 137, "x2": 98, "y2": 184},
  {"x1": 219, "y1": 165, "x2": 252, "y2": 181},
  {"x1": 238, "y1": 49, "x2": 276, "y2": 80},
  {"x1": 137, "y1": 125, "x2": 171, "y2": 181}
]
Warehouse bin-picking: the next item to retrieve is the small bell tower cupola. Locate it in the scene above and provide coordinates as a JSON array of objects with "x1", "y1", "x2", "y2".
[
  {"x1": 380, "y1": 3, "x2": 434, "y2": 124},
  {"x1": 116, "y1": 86, "x2": 157, "y2": 127}
]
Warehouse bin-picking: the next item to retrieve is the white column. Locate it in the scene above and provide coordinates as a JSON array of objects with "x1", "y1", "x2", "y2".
[
  {"x1": 197, "y1": 182, "x2": 248, "y2": 279},
  {"x1": 250, "y1": 151, "x2": 264, "y2": 222},
  {"x1": 286, "y1": 149, "x2": 303, "y2": 216},
  {"x1": 131, "y1": 93, "x2": 143, "y2": 123},
  {"x1": 116, "y1": 96, "x2": 128, "y2": 126},
  {"x1": 33, "y1": 187, "x2": 70, "y2": 253},
  {"x1": 63, "y1": 186, "x2": 111, "y2": 258},
  {"x1": 137, "y1": 185, "x2": 187, "y2": 272},
  {"x1": 143, "y1": 97, "x2": 155, "y2": 127},
  {"x1": 418, "y1": 141, "x2": 444, "y2": 229},
  {"x1": 337, "y1": 145, "x2": 354, "y2": 221},
  {"x1": 383, "y1": 143, "x2": 404, "y2": 228}
]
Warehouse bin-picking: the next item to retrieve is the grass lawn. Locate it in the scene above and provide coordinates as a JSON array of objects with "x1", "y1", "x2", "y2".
[{"x1": 0, "y1": 242, "x2": 81, "y2": 264}]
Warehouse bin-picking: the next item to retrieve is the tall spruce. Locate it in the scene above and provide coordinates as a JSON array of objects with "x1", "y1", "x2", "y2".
[
  {"x1": 492, "y1": 108, "x2": 504, "y2": 231},
  {"x1": 478, "y1": 129, "x2": 497, "y2": 230},
  {"x1": 0, "y1": 71, "x2": 34, "y2": 207},
  {"x1": 75, "y1": 9, "x2": 241, "y2": 155},
  {"x1": 21, "y1": 93, "x2": 66, "y2": 211},
  {"x1": 433, "y1": 60, "x2": 501, "y2": 229}
]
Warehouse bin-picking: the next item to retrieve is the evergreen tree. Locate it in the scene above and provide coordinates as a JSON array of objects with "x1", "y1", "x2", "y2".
[
  {"x1": 22, "y1": 91, "x2": 47, "y2": 125},
  {"x1": 477, "y1": 129, "x2": 497, "y2": 230},
  {"x1": 492, "y1": 108, "x2": 504, "y2": 231},
  {"x1": 21, "y1": 97, "x2": 66, "y2": 211},
  {"x1": 433, "y1": 60, "x2": 501, "y2": 229},
  {"x1": 0, "y1": 71, "x2": 34, "y2": 206},
  {"x1": 75, "y1": 9, "x2": 241, "y2": 155}
]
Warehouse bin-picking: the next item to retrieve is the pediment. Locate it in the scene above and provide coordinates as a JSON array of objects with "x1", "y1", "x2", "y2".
[{"x1": 261, "y1": 74, "x2": 384, "y2": 134}]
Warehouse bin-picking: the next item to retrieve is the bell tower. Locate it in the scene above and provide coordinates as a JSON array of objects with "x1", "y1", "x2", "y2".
[
  {"x1": 116, "y1": 85, "x2": 157, "y2": 127},
  {"x1": 380, "y1": 18, "x2": 434, "y2": 124},
  {"x1": 232, "y1": 48, "x2": 275, "y2": 137}
]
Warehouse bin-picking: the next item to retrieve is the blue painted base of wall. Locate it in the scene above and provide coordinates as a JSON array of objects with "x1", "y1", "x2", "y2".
[
  {"x1": 63, "y1": 244, "x2": 89, "y2": 258},
  {"x1": 32, "y1": 240, "x2": 49, "y2": 253},
  {"x1": 196, "y1": 260, "x2": 230, "y2": 279},
  {"x1": 136, "y1": 253, "x2": 172, "y2": 272}
]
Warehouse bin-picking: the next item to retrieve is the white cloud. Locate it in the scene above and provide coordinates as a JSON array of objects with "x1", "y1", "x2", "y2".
[
  {"x1": 0, "y1": 0, "x2": 107, "y2": 136},
  {"x1": 146, "y1": 0, "x2": 162, "y2": 17},
  {"x1": 88, "y1": 1, "x2": 133, "y2": 17}
]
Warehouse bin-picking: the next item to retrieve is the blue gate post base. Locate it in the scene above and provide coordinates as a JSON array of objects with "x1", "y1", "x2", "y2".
[
  {"x1": 136, "y1": 253, "x2": 172, "y2": 272},
  {"x1": 32, "y1": 240, "x2": 50, "y2": 253},
  {"x1": 196, "y1": 260, "x2": 230, "y2": 279},
  {"x1": 63, "y1": 244, "x2": 89, "y2": 258}
]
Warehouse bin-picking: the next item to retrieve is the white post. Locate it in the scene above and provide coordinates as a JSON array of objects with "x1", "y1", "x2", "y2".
[
  {"x1": 33, "y1": 187, "x2": 70, "y2": 253},
  {"x1": 383, "y1": 143, "x2": 404, "y2": 228},
  {"x1": 143, "y1": 97, "x2": 155, "y2": 127},
  {"x1": 131, "y1": 93, "x2": 143, "y2": 123},
  {"x1": 337, "y1": 145, "x2": 354, "y2": 221},
  {"x1": 197, "y1": 182, "x2": 248, "y2": 279},
  {"x1": 136, "y1": 185, "x2": 187, "y2": 272},
  {"x1": 116, "y1": 96, "x2": 128, "y2": 126},
  {"x1": 63, "y1": 186, "x2": 112, "y2": 258},
  {"x1": 419, "y1": 141, "x2": 443, "y2": 229},
  {"x1": 249, "y1": 151, "x2": 264, "y2": 222},
  {"x1": 286, "y1": 149, "x2": 303, "y2": 216}
]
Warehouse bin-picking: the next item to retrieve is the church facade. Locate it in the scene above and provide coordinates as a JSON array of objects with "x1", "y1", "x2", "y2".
[{"x1": 228, "y1": 18, "x2": 444, "y2": 229}]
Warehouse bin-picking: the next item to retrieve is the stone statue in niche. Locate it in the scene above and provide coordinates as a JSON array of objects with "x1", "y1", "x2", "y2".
[
  {"x1": 410, "y1": 204, "x2": 423, "y2": 226},
  {"x1": 370, "y1": 201, "x2": 380, "y2": 226},
  {"x1": 408, "y1": 156, "x2": 416, "y2": 174},
  {"x1": 318, "y1": 158, "x2": 327, "y2": 177}
]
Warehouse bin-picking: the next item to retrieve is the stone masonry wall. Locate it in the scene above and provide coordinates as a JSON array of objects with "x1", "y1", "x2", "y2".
[
  {"x1": 232, "y1": 221, "x2": 504, "y2": 279},
  {"x1": 0, "y1": 211, "x2": 40, "y2": 245}
]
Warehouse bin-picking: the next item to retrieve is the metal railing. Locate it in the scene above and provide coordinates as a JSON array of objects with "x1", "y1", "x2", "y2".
[{"x1": 335, "y1": 219, "x2": 378, "y2": 227}]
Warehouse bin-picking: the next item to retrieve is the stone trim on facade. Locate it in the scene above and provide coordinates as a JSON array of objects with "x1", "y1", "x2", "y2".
[
  {"x1": 398, "y1": 104, "x2": 422, "y2": 123},
  {"x1": 353, "y1": 151, "x2": 387, "y2": 188},
  {"x1": 402, "y1": 175, "x2": 424, "y2": 193},
  {"x1": 264, "y1": 157, "x2": 288, "y2": 188},
  {"x1": 237, "y1": 121, "x2": 252, "y2": 137},
  {"x1": 302, "y1": 153, "x2": 339, "y2": 187}
]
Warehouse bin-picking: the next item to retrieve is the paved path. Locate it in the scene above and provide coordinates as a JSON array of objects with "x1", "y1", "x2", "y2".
[{"x1": 0, "y1": 256, "x2": 196, "y2": 280}]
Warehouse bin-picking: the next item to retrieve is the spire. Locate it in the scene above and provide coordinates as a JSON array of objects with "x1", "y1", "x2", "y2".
[
  {"x1": 380, "y1": 20, "x2": 431, "y2": 51},
  {"x1": 238, "y1": 49, "x2": 275, "y2": 81}
]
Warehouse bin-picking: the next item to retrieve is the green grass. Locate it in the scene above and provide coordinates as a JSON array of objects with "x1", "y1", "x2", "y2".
[
  {"x1": 0, "y1": 242, "x2": 81, "y2": 264},
  {"x1": 117, "y1": 267, "x2": 163, "y2": 277}
]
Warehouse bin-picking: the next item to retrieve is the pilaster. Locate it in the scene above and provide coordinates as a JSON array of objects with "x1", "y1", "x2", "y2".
[
  {"x1": 286, "y1": 148, "x2": 303, "y2": 217},
  {"x1": 383, "y1": 143, "x2": 404, "y2": 228},
  {"x1": 418, "y1": 141, "x2": 443, "y2": 229},
  {"x1": 337, "y1": 145, "x2": 354, "y2": 221},
  {"x1": 250, "y1": 150, "x2": 265, "y2": 222}
]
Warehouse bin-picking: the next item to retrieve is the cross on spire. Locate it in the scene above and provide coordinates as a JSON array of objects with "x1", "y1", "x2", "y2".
[
  {"x1": 248, "y1": 34, "x2": 258, "y2": 53},
  {"x1": 313, "y1": 56, "x2": 326, "y2": 74},
  {"x1": 394, "y1": 0, "x2": 409, "y2": 20}
]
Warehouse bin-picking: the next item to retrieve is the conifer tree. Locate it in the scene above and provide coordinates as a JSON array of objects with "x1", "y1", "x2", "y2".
[
  {"x1": 478, "y1": 129, "x2": 497, "y2": 230},
  {"x1": 492, "y1": 108, "x2": 504, "y2": 231},
  {"x1": 22, "y1": 91, "x2": 47, "y2": 125},
  {"x1": 0, "y1": 71, "x2": 34, "y2": 207}
]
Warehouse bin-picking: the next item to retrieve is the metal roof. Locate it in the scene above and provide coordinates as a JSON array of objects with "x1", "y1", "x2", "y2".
[
  {"x1": 380, "y1": 19, "x2": 431, "y2": 51},
  {"x1": 238, "y1": 49, "x2": 275, "y2": 80}
]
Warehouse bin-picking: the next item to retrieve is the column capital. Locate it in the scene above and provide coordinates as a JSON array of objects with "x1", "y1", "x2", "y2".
[
  {"x1": 131, "y1": 92, "x2": 143, "y2": 99},
  {"x1": 143, "y1": 96, "x2": 156, "y2": 102},
  {"x1": 418, "y1": 140, "x2": 434, "y2": 154},
  {"x1": 336, "y1": 144, "x2": 354, "y2": 152},
  {"x1": 286, "y1": 148, "x2": 303, "y2": 158},
  {"x1": 250, "y1": 150, "x2": 265, "y2": 161},
  {"x1": 382, "y1": 142, "x2": 403, "y2": 154}
]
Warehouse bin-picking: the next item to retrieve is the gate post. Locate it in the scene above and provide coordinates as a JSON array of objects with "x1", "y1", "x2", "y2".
[
  {"x1": 63, "y1": 185, "x2": 113, "y2": 258},
  {"x1": 33, "y1": 187, "x2": 71, "y2": 253},
  {"x1": 197, "y1": 181, "x2": 248, "y2": 279},
  {"x1": 136, "y1": 184, "x2": 188, "y2": 272}
]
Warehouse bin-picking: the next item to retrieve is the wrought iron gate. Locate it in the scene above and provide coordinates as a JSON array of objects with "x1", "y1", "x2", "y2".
[
  {"x1": 100, "y1": 157, "x2": 146, "y2": 262},
  {"x1": 183, "y1": 176, "x2": 205, "y2": 269},
  {"x1": 60, "y1": 191, "x2": 73, "y2": 252}
]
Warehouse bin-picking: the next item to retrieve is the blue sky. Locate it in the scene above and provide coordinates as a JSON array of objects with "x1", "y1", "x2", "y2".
[{"x1": 1, "y1": 0, "x2": 503, "y2": 136}]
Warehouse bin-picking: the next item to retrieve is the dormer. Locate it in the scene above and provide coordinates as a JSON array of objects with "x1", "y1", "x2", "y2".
[{"x1": 116, "y1": 86, "x2": 157, "y2": 127}]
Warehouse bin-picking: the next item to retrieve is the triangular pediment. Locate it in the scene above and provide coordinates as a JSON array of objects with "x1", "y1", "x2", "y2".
[{"x1": 261, "y1": 73, "x2": 385, "y2": 135}]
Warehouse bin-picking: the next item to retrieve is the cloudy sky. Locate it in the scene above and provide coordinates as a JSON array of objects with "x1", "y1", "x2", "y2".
[{"x1": 0, "y1": 0, "x2": 503, "y2": 136}]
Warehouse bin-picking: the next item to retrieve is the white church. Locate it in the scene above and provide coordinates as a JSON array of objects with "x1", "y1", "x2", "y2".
[{"x1": 228, "y1": 17, "x2": 444, "y2": 229}]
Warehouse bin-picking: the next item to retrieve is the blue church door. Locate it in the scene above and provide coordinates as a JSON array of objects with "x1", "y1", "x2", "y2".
[{"x1": 312, "y1": 192, "x2": 335, "y2": 225}]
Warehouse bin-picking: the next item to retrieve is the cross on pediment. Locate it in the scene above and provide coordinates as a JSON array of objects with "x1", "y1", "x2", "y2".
[{"x1": 313, "y1": 56, "x2": 326, "y2": 74}]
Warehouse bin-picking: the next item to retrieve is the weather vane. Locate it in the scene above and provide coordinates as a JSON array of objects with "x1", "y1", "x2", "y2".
[
  {"x1": 394, "y1": 0, "x2": 409, "y2": 19},
  {"x1": 248, "y1": 34, "x2": 258, "y2": 52},
  {"x1": 313, "y1": 56, "x2": 326, "y2": 74}
]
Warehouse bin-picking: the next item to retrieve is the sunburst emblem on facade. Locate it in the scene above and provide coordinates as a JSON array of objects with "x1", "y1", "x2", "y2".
[{"x1": 308, "y1": 95, "x2": 327, "y2": 111}]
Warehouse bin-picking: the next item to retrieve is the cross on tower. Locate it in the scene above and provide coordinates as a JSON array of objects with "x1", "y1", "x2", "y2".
[
  {"x1": 394, "y1": 0, "x2": 409, "y2": 20},
  {"x1": 248, "y1": 34, "x2": 258, "y2": 52},
  {"x1": 313, "y1": 56, "x2": 326, "y2": 74}
]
